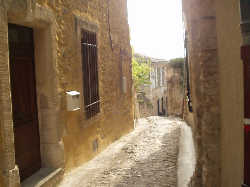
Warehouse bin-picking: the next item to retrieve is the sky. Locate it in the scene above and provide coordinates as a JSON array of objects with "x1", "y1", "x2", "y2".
[{"x1": 127, "y1": 0, "x2": 184, "y2": 60}]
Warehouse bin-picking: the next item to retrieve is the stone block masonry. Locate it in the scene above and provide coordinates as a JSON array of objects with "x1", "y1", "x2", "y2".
[
  {"x1": 0, "y1": 0, "x2": 134, "y2": 186},
  {"x1": 183, "y1": 0, "x2": 244, "y2": 186}
]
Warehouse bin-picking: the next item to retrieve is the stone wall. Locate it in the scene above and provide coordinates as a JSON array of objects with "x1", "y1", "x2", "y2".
[
  {"x1": 183, "y1": 0, "x2": 221, "y2": 186},
  {"x1": 137, "y1": 94, "x2": 154, "y2": 118},
  {"x1": 0, "y1": 0, "x2": 134, "y2": 185},
  {"x1": 166, "y1": 61, "x2": 184, "y2": 117},
  {"x1": 215, "y1": 0, "x2": 244, "y2": 186},
  {"x1": 183, "y1": 0, "x2": 244, "y2": 186},
  {"x1": 35, "y1": 0, "x2": 134, "y2": 172},
  {"x1": 0, "y1": 5, "x2": 20, "y2": 187}
]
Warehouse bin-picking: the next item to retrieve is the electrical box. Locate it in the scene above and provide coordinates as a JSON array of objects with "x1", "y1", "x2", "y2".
[
  {"x1": 122, "y1": 76, "x2": 127, "y2": 94},
  {"x1": 66, "y1": 91, "x2": 80, "y2": 111}
]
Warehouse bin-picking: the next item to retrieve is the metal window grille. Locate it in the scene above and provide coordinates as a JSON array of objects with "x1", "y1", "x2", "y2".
[{"x1": 81, "y1": 29, "x2": 100, "y2": 119}]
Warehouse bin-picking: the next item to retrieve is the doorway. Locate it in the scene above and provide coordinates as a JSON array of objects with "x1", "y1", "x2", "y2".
[{"x1": 8, "y1": 24, "x2": 41, "y2": 181}]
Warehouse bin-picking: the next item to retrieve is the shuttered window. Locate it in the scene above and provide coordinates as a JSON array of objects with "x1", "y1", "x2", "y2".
[{"x1": 81, "y1": 29, "x2": 100, "y2": 119}]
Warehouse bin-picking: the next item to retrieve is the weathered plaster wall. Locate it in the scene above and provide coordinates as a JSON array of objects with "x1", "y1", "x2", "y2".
[
  {"x1": 35, "y1": 0, "x2": 134, "y2": 172},
  {"x1": 183, "y1": 105, "x2": 194, "y2": 130},
  {"x1": 137, "y1": 86, "x2": 155, "y2": 118},
  {"x1": 215, "y1": 0, "x2": 244, "y2": 186},
  {"x1": 0, "y1": 1, "x2": 133, "y2": 185},
  {"x1": 183, "y1": 0, "x2": 221, "y2": 186},
  {"x1": 133, "y1": 85, "x2": 140, "y2": 120},
  {"x1": 183, "y1": 0, "x2": 244, "y2": 186},
  {"x1": 0, "y1": 6, "x2": 20, "y2": 187},
  {"x1": 166, "y1": 62, "x2": 184, "y2": 117}
]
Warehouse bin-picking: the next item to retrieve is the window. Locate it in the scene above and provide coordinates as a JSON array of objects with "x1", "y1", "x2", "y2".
[
  {"x1": 160, "y1": 68, "x2": 163, "y2": 86},
  {"x1": 240, "y1": 0, "x2": 250, "y2": 35},
  {"x1": 162, "y1": 67, "x2": 165, "y2": 85},
  {"x1": 157, "y1": 67, "x2": 161, "y2": 87},
  {"x1": 81, "y1": 29, "x2": 100, "y2": 119}
]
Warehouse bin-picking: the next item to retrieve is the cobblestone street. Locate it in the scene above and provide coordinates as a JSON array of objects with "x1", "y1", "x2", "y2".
[{"x1": 60, "y1": 117, "x2": 184, "y2": 187}]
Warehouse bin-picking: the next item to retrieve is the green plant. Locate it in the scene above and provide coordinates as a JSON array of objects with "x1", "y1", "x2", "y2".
[{"x1": 132, "y1": 53, "x2": 151, "y2": 90}]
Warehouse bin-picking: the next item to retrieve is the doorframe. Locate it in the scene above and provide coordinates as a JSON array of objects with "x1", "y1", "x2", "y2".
[{"x1": 0, "y1": 3, "x2": 65, "y2": 186}]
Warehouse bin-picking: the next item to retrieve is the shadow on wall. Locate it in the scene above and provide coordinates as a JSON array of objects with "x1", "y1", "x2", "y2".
[{"x1": 177, "y1": 122, "x2": 196, "y2": 187}]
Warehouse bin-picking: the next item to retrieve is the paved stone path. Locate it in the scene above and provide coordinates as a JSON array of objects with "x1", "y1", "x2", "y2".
[{"x1": 60, "y1": 117, "x2": 181, "y2": 187}]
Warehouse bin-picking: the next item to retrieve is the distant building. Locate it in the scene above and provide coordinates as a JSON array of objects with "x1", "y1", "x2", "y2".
[
  {"x1": 136, "y1": 56, "x2": 184, "y2": 118},
  {"x1": 147, "y1": 58, "x2": 168, "y2": 116},
  {"x1": 136, "y1": 57, "x2": 168, "y2": 117}
]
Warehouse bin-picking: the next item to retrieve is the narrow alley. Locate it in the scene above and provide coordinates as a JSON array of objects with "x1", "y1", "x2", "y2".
[
  {"x1": 0, "y1": 1, "x2": 248, "y2": 187},
  {"x1": 59, "y1": 117, "x2": 192, "y2": 187}
]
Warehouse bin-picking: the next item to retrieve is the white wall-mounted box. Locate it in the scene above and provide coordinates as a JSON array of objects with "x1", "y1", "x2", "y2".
[{"x1": 66, "y1": 91, "x2": 80, "y2": 111}]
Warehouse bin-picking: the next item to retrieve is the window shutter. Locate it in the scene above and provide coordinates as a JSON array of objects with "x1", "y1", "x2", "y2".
[{"x1": 81, "y1": 30, "x2": 100, "y2": 119}]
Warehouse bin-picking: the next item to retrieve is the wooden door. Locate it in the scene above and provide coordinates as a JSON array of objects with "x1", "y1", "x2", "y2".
[
  {"x1": 241, "y1": 45, "x2": 250, "y2": 186},
  {"x1": 8, "y1": 24, "x2": 41, "y2": 181}
]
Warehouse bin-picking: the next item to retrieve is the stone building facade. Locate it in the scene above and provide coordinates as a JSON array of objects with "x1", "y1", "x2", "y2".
[
  {"x1": 147, "y1": 59, "x2": 168, "y2": 116},
  {"x1": 0, "y1": 0, "x2": 133, "y2": 186},
  {"x1": 183, "y1": 0, "x2": 244, "y2": 186},
  {"x1": 137, "y1": 58, "x2": 168, "y2": 117},
  {"x1": 138, "y1": 58, "x2": 184, "y2": 118}
]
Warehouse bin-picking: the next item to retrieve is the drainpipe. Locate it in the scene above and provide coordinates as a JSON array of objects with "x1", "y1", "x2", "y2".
[{"x1": 240, "y1": 1, "x2": 250, "y2": 186}]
